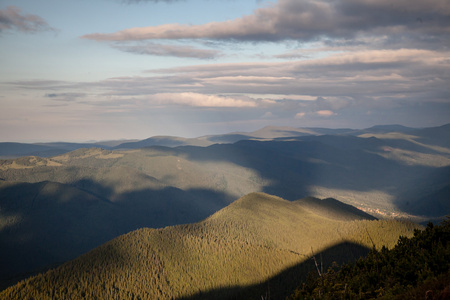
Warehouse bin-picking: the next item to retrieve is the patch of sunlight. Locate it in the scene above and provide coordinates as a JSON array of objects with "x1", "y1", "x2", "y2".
[
  {"x1": 45, "y1": 159, "x2": 62, "y2": 166},
  {"x1": 96, "y1": 152, "x2": 125, "y2": 159},
  {"x1": 374, "y1": 148, "x2": 450, "y2": 167},
  {"x1": 358, "y1": 132, "x2": 420, "y2": 140},
  {"x1": 359, "y1": 132, "x2": 450, "y2": 154},
  {"x1": 53, "y1": 149, "x2": 124, "y2": 162},
  {"x1": 0, "y1": 214, "x2": 23, "y2": 231},
  {"x1": 0, "y1": 157, "x2": 62, "y2": 170},
  {"x1": 307, "y1": 186, "x2": 410, "y2": 219},
  {"x1": 52, "y1": 154, "x2": 70, "y2": 162},
  {"x1": 138, "y1": 154, "x2": 270, "y2": 199}
]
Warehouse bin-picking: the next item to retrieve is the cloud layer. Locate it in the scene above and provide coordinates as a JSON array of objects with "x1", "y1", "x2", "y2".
[
  {"x1": 84, "y1": 0, "x2": 450, "y2": 47},
  {"x1": 8, "y1": 46, "x2": 448, "y2": 130},
  {"x1": 114, "y1": 43, "x2": 221, "y2": 59},
  {"x1": 1, "y1": 0, "x2": 449, "y2": 141},
  {"x1": 0, "y1": 6, "x2": 55, "y2": 34}
]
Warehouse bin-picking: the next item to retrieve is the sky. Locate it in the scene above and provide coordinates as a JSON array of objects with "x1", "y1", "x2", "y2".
[{"x1": 0, "y1": 0, "x2": 449, "y2": 142}]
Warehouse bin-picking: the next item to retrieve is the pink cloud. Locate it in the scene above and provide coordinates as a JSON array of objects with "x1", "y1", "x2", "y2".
[
  {"x1": 316, "y1": 110, "x2": 335, "y2": 116},
  {"x1": 0, "y1": 6, "x2": 55, "y2": 34},
  {"x1": 150, "y1": 92, "x2": 258, "y2": 108}
]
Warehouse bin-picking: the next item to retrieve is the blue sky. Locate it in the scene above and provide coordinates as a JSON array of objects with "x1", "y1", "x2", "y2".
[{"x1": 1, "y1": 0, "x2": 449, "y2": 142}]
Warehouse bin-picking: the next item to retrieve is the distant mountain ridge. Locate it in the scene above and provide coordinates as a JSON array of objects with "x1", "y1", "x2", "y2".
[{"x1": 2, "y1": 123, "x2": 448, "y2": 158}]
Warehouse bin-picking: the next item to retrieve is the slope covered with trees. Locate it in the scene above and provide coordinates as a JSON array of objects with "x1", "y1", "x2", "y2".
[
  {"x1": 288, "y1": 218, "x2": 450, "y2": 299},
  {"x1": 0, "y1": 193, "x2": 419, "y2": 299}
]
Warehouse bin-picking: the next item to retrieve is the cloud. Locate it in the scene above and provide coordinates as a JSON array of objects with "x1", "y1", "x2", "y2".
[
  {"x1": 120, "y1": 0, "x2": 180, "y2": 3},
  {"x1": 82, "y1": 0, "x2": 450, "y2": 48},
  {"x1": 150, "y1": 92, "x2": 259, "y2": 107},
  {"x1": 316, "y1": 110, "x2": 336, "y2": 116},
  {"x1": 0, "y1": 6, "x2": 56, "y2": 34},
  {"x1": 114, "y1": 43, "x2": 221, "y2": 59},
  {"x1": 12, "y1": 47, "x2": 447, "y2": 106},
  {"x1": 6, "y1": 44, "x2": 449, "y2": 131},
  {"x1": 45, "y1": 93, "x2": 87, "y2": 102},
  {"x1": 261, "y1": 112, "x2": 274, "y2": 118},
  {"x1": 142, "y1": 48, "x2": 449, "y2": 100}
]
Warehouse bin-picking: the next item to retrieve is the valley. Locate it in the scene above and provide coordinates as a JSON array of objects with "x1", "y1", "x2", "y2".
[{"x1": 0, "y1": 124, "x2": 449, "y2": 295}]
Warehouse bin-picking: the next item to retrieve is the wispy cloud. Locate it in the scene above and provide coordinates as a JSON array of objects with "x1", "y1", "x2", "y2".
[
  {"x1": 0, "y1": 6, "x2": 56, "y2": 34},
  {"x1": 45, "y1": 93, "x2": 87, "y2": 102},
  {"x1": 114, "y1": 43, "x2": 221, "y2": 59},
  {"x1": 295, "y1": 112, "x2": 305, "y2": 119},
  {"x1": 150, "y1": 92, "x2": 259, "y2": 107},
  {"x1": 316, "y1": 110, "x2": 336, "y2": 117},
  {"x1": 120, "y1": 0, "x2": 181, "y2": 3}
]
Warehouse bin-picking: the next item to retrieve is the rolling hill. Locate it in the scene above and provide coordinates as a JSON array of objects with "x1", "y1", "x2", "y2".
[{"x1": 0, "y1": 192, "x2": 419, "y2": 300}]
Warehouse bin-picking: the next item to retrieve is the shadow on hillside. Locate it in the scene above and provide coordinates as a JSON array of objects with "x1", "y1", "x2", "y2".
[
  {"x1": 0, "y1": 179, "x2": 232, "y2": 291},
  {"x1": 178, "y1": 139, "x2": 435, "y2": 201},
  {"x1": 176, "y1": 241, "x2": 371, "y2": 300},
  {"x1": 393, "y1": 166, "x2": 450, "y2": 219},
  {"x1": 177, "y1": 138, "x2": 450, "y2": 221}
]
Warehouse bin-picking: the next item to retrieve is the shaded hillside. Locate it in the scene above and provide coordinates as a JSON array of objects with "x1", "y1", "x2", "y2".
[
  {"x1": 361, "y1": 124, "x2": 414, "y2": 133},
  {"x1": 410, "y1": 123, "x2": 450, "y2": 148},
  {"x1": 6, "y1": 123, "x2": 447, "y2": 156},
  {"x1": 0, "y1": 181, "x2": 119, "y2": 280},
  {"x1": 0, "y1": 143, "x2": 65, "y2": 158},
  {"x1": 288, "y1": 218, "x2": 450, "y2": 299},
  {"x1": 0, "y1": 193, "x2": 419, "y2": 300},
  {"x1": 395, "y1": 166, "x2": 450, "y2": 217},
  {"x1": 176, "y1": 138, "x2": 449, "y2": 217},
  {"x1": 0, "y1": 179, "x2": 229, "y2": 288},
  {"x1": 114, "y1": 136, "x2": 212, "y2": 149}
]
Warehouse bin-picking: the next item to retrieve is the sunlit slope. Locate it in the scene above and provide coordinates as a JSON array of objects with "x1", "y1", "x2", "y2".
[
  {"x1": 294, "y1": 196, "x2": 377, "y2": 221},
  {"x1": 0, "y1": 147, "x2": 266, "y2": 200},
  {"x1": 1, "y1": 193, "x2": 419, "y2": 300}
]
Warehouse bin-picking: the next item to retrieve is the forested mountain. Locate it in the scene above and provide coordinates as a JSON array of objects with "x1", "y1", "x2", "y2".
[
  {"x1": 0, "y1": 193, "x2": 419, "y2": 299},
  {"x1": 288, "y1": 218, "x2": 450, "y2": 299},
  {"x1": 0, "y1": 124, "x2": 448, "y2": 291}
]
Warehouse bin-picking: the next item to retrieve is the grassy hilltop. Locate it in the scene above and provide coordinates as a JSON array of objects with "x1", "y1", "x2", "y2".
[{"x1": 0, "y1": 193, "x2": 419, "y2": 300}]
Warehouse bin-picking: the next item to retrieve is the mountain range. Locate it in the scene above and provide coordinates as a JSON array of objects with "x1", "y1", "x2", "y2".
[
  {"x1": 2, "y1": 123, "x2": 449, "y2": 158},
  {"x1": 0, "y1": 123, "x2": 449, "y2": 292}
]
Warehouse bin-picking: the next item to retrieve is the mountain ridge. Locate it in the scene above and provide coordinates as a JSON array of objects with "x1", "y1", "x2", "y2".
[
  {"x1": 0, "y1": 192, "x2": 419, "y2": 299},
  {"x1": 2, "y1": 123, "x2": 448, "y2": 158}
]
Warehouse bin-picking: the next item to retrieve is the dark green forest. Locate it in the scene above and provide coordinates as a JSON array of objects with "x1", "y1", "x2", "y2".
[{"x1": 288, "y1": 217, "x2": 450, "y2": 299}]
